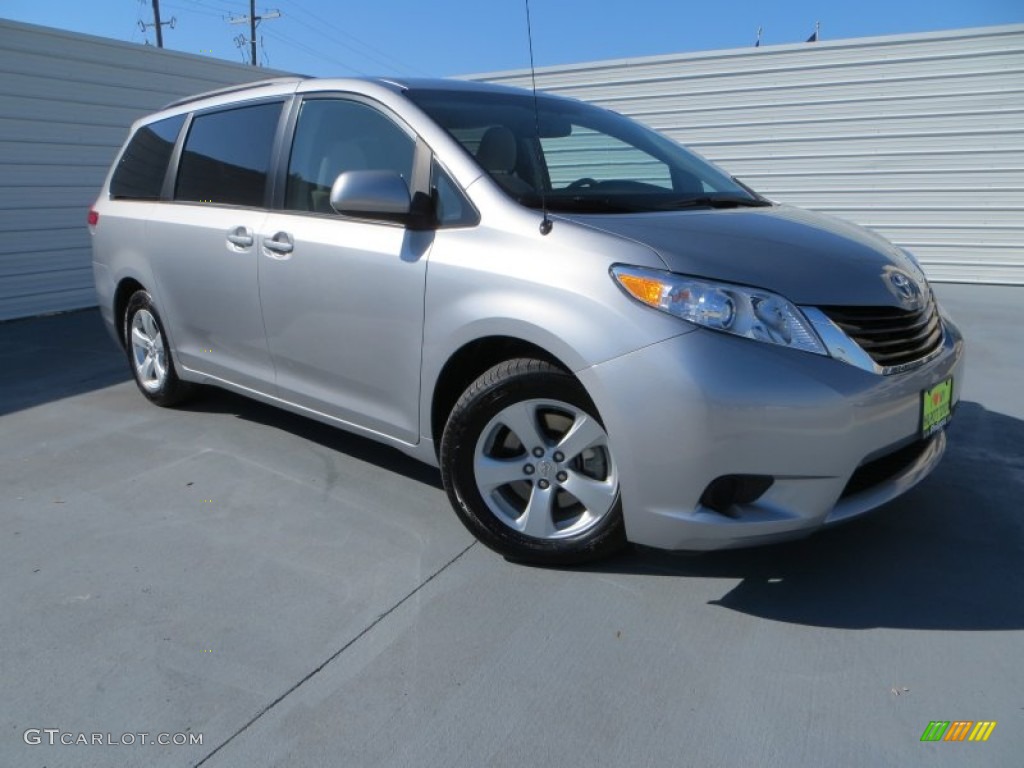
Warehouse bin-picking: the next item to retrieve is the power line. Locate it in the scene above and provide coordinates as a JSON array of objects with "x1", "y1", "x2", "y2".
[
  {"x1": 177, "y1": 0, "x2": 242, "y2": 14},
  {"x1": 162, "y1": 2, "x2": 222, "y2": 19},
  {"x1": 280, "y1": 11, "x2": 413, "y2": 75},
  {"x1": 135, "y1": 0, "x2": 420, "y2": 77},
  {"x1": 285, "y1": 1, "x2": 425, "y2": 75},
  {"x1": 261, "y1": 28, "x2": 368, "y2": 76}
]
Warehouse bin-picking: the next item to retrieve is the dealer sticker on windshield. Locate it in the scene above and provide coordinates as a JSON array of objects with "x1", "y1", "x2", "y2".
[{"x1": 922, "y1": 377, "x2": 953, "y2": 438}]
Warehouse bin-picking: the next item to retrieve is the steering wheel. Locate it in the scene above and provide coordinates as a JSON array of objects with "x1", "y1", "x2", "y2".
[{"x1": 566, "y1": 177, "x2": 598, "y2": 191}]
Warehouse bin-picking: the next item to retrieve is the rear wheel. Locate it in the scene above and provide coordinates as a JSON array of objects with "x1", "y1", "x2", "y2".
[
  {"x1": 440, "y1": 358, "x2": 625, "y2": 565},
  {"x1": 124, "y1": 291, "x2": 193, "y2": 406}
]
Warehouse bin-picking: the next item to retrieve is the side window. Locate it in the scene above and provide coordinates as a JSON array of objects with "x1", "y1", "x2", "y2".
[
  {"x1": 110, "y1": 114, "x2": 185, "y2": 200},
  {"x1": 285, "y1": 99, "x2": 415, "y2": 214},
  {"x1": 431, "y1": 160, "x2": 478, "y2": 228},
  {"x1": 175, "y1": 102, "x2": 282, "y2": 207}
]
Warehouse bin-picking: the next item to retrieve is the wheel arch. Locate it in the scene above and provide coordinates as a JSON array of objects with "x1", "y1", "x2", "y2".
[
  {"x1": 114, "y1": 276, "x2": 147, "y2": 348},
  {"x1": 429, "y1": 335, "x2": 575, "y2": 454}
]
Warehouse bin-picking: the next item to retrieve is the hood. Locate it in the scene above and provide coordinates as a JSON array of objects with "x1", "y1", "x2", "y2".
[{"x1": 559, "y1": 204, "x2": 924, "y2": 307}]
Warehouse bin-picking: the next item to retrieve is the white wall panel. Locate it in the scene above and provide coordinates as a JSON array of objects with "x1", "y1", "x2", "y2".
[
  {"x1": 472, "y1": 25, "x2": 1024, "y2": 284},
  {"x1": 0, "y1": 19, "x2": 292, "y2": 320}
]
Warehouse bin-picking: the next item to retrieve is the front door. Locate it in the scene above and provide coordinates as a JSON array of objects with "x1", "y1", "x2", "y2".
[{"x1": 258, "y1": 97, "x2": 431, "y2": 443}]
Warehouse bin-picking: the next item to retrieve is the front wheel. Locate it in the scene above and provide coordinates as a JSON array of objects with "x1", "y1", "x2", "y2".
[{"x1": 440, "y1": 358, "x2": 626, "y2": 565}]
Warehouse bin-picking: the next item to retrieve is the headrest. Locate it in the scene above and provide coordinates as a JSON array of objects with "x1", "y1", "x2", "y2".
[{"x1": 476, "y1": 126, "x2": 518, "y2": 174}]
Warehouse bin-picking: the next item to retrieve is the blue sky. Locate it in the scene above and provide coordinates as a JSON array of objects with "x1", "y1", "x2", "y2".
[{"x1": 3, "y1": 0, "x2": 1021, "y2": 76}]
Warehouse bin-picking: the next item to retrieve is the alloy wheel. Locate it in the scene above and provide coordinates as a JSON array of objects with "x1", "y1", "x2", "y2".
[
  {"x1": 130, "y1": 309, "x2": 168, "y2": 392},
  {"x1": 472, "y1": 398, "x2": 619, "y2": 540}
]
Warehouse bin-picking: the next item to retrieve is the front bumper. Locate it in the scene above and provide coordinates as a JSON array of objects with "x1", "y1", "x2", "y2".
[{"x1": 578, "y1": 316, "x2": 964, "y2": 550}]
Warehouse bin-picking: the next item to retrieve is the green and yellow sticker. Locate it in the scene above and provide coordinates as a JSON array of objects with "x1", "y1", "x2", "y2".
[{"x1": 922, "y1": 377, "x2": 953, "y2": 437}]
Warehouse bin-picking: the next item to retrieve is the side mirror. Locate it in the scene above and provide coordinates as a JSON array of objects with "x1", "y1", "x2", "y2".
[{"x1": 329, "y1": 170, "x2": 411, "y2": 220}]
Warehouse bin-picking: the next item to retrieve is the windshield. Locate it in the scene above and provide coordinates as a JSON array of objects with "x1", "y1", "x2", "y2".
[{"x1": 406, "y1": 88, "x2": 766, "y2": 214}]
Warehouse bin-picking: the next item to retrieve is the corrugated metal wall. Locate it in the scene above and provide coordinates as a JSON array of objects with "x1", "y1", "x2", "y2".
[
  {"x1": 2, "y1": 22, "x2": 1020, "y2": 320},
  {"x1": 472, "y1": 25, "x2": 1024, "y2": 285},
  {"x1": 0, "y1": 19, "x2": 291, "y2": 321}
]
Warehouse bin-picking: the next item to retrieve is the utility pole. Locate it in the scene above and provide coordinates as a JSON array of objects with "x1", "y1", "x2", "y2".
[
  {"x1": 153, "y1": 0, "x2": 163, "y2": 47},
  {"x1": 139, "y1": 0, "x2": 175, "y2": 48},
  {"x1": 227, "y1": 5, "x2": 281, "y2": 66},
  {"x1": 250, "y1": 0, "x2": 257, "y2": 69}
]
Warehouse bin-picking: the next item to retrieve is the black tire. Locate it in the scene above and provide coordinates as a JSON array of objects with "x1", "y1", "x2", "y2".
[
  {"x1": 440, "y1": 358, "x2": 626, "y2": 565},
  {"x1": 123, "y1": 290, "x2": 194, "y2": 407}
]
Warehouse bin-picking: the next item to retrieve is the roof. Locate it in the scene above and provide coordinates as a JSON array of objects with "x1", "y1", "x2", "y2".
[
  {"x1": 161, "y1": 77, "x2": 307, "y2": 109},
  {"x1": 161, "y1": 75, "x2": 536, "y2": 111}
]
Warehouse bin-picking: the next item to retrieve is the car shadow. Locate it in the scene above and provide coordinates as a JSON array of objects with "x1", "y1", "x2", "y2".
[
  {"x1": 579, "y1": 401, "x2": 1024, "y2": 631},
  {"x1": 0, "y1": 308, "x2": 440, "y2": 487},
  {"x1": 0, "y1": 309, "x2": 130, "y2": 416},
  {"x1": 9, "y1": 308, "x2": 1017, "y2": 633},
  {"x1": 179, "y1": 386, "x2": 445, "y2": 490}
]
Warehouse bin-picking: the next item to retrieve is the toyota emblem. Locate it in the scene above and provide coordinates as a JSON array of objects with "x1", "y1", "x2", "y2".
[{"x1": 887, "y1": 270, "x2": 922, "y2": 308}]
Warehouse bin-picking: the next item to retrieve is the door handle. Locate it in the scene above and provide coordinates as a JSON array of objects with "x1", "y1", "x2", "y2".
[
  {"x1": 226, "y1": 226, "x2": 254, "y2": 248},
  {"x1": 263, "y1": 232, "x2": 294, "y2": 255}
]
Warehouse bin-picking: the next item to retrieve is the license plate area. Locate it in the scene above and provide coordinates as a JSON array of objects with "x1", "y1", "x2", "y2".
[{"x1": 921, "y1": 377, "x2": 953, "y2": 438}]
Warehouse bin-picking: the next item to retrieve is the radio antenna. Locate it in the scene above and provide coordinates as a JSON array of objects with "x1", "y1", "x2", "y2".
[{"x1": 525, "y1": 0, "x2": 552, "y2": 235}]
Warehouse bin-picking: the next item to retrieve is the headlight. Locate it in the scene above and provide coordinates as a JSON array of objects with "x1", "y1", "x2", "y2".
[{"x1": 611, "y1": 265, "x2": 827, "y2": 355}]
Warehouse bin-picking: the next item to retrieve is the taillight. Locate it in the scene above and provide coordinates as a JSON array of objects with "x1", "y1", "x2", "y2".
[{"x1": 87, "y1": 209, "x2": 99, "y2": 226}]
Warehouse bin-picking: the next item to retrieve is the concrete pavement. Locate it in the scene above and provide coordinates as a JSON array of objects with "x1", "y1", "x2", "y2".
[{"x1": 1, "y1": 284, "x2": 1021, "y2": 767}]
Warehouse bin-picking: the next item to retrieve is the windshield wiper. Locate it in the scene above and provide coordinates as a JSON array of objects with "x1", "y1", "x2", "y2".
[
  {"x1": 521, "y1": 194, "x2": 772, "y2": 214},
  {"x1": 539, "y1": 196, "x2": 642, "y2": 214},
  {"x1": 656, "y1": 196, "x2": 773, "y2": 210}
]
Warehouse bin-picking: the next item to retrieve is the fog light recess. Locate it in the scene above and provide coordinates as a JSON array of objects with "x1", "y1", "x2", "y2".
[{"x1": 699, "y1": 474, "x2": 775, "y2": 517}]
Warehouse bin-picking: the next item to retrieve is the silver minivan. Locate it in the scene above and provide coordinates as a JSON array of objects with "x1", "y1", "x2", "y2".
[{"x1": 90, "y1": 77, "x2": 964, "y2": 564}]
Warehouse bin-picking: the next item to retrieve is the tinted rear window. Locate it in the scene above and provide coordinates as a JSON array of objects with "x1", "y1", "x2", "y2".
[
  {"x1": 175, "y1": 102, "x2": 282, "y2": 207},
  {"x1": 110, "y1": 114, "x2": 185, "y2": 200}
]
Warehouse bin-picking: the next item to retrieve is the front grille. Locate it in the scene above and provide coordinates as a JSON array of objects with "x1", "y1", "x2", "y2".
[{"x1": 820, "y1": 293, "x2": 943, "y2": 369}]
